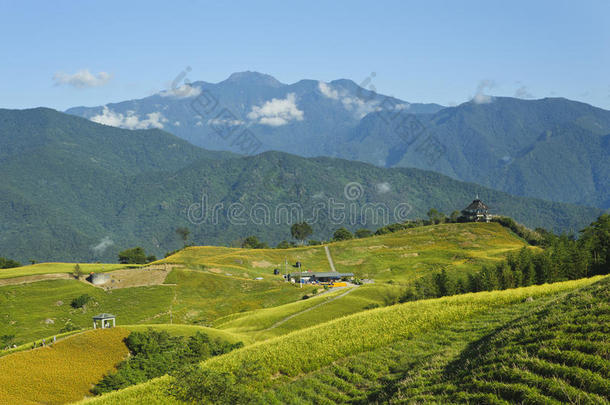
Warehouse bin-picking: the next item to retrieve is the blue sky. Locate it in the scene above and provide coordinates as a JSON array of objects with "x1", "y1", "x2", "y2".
[{"x1": 1, "y1": 0, "x2": 609, "y2": 110}]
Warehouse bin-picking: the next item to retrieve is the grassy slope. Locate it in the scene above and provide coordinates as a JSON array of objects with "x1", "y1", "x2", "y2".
[
  {"x1": 79, "y1": 276, "x2": 604, "y2": 404},
  {"x1": 0, "y1": 270, "x2": 312, "y2": 344},
  {"x1": 266, "y1": 276, "x2": 610, "y2": 404},
  {"x1": 160, "y1": 223, "x2": 527, "y2": 283},
  {"x1": 0, "y1": 324, "x2": 248, "y2": 405},
  {"x1": 215, "y1": 284, "x2": 405, "y2": 341},
  {"x1": 0, "y1": 263, "x2": 138, "y2": 280},
  {"x1": 122, "y1": 324, "x2": 249, "y2": 345},
  {"x1": 0, "y1": 223, "x2": 524, "y2": 344},
  {"x1": 0, "y1": 328, "x2": 129, "y2": 405}
]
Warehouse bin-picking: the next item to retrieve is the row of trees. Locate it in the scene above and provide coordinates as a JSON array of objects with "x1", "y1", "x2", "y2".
[
  {"x1": 0, "y1": 257, "x2": 21, "y2": 269},
  {"x1": 401, "y1": 214, "x2": 610, "y2": 301}
]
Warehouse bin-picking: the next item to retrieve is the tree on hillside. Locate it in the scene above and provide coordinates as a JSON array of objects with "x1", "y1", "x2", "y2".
[
  {"x1": 333, "y1": 227, "x2": 353, "y2": 241},
  {"x1": 73, "y1": 264, "x2": 83, "y2": 279},
  {"x1": 427, "y1": 208, "x2": 445, "y2": 224},
  {"x1": 0, "y1": 257, "x2": 21, "y2": 269},
  {"x1": 118, "y1": 247, "x2": 149, "y2": 264},
  {"x1": 290, "y1": 222, "x2": 313, "y2": 244},
  {"x1": 434, "y1": 269, "x2": 451, "y2": 296},
  {"x1": 176, "y1": 227, "x2": 190, "y2": 247},
  {"x1": 449, "y1": 210, "x2": 461, "y2": 223},
  {"x1": 241, "y1": 236, "x2": 268, "y2": 249},
  {"x1": 355, "y1": 228, "x2": 373, "y2": 238},
  {"x1": 276, "y1": 240, "x2": 295, "y2": 249},
  {"x1": 579, "y1": 214, "x2": 610, "y2": 274}
]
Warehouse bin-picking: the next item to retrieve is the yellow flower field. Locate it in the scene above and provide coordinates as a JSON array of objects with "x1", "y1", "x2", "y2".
[{"x1": 0, "y1": 328, "x2": 129, "y2": 405}]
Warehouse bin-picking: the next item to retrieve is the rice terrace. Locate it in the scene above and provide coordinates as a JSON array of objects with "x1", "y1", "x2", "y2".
[{"x1": 1, "y1": 2, "x2": 610, "y2": 404}]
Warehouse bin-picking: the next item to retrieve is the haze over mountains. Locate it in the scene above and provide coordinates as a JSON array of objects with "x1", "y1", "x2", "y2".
[
  {"x1": 0, "y1": 108, "x2": 601, "y2": 262},
  {"x1": 67, "y1": 72, "x2": 610, "y2": 209}
]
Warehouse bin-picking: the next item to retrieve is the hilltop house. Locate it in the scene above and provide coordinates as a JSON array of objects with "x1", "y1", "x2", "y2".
[{"x1": 460, "y1": 198, "x2": 492, "y2": 222}]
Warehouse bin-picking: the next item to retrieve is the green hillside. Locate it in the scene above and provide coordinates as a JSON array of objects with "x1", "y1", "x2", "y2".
[
  {"x1": 0, "y1": 271, "x2": 313, "y2": 344},
  {"x1": 75, "y1": 276, "x2": 606, "y2": 404},
  {"x1": 0, "y1": 222, "x2": 525, "y2": 343},
  {"x1": 0, "y1": 219, "x2": 607, "y2": 404},
  {"x1": 160, "y1": 223, "x2": 526, "y2": 282},
  {"x1": 347, "y1": 97, "x2": 610, "y2": 208},
  {"x1": 0, "y1": 108, "x2": 602, "y2": 263}
]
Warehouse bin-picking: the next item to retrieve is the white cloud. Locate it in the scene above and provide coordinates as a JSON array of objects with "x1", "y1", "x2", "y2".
[
  {"x1": 90, "y1": 106, "x2": 168, "y2": 130},
  {"x1": 53, "y1": 69, "x2": 112, "y2": 88},
  {"x1": 341, "y1": 96, "x2": 381, "y2": 118},
  {"x1": 472, "y1": 79, "x2": 495, "y2": 104},
  {"x1": 318, "y1": 81, "x2": 383, "y2": 118},
  {"x1": 207, "y1": 118, "x2": 245, "y2": 126},
  {"x1": 158, "y1": 84, "x2": 202, "y2": 99},
  {"x1": 376, "y1": 182, "x2": 391, "y2": 194},
  {"x1": 514, "y1": 85, "x2": 534, "y2": 99},
  {"x1": 394, "y1": 103, "x2": 411, "y2": 110},
  {"x1": 318, "y1": 81, "x2": 340, "y2": 99},
  {"x1": 91, "y1": 236, "x2": 114, "y2": 254},
  {"x1": 247, "y1": 93, "x2": 304, "y2": 126}
]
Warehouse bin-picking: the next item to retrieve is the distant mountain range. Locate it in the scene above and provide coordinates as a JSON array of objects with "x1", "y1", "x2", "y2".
[
  {"x1": 0, "y1": 108, "x2": 602, "y2": 262},
  {"x1": 67, "y1": 72, "x2": 610, "y2": 209}
]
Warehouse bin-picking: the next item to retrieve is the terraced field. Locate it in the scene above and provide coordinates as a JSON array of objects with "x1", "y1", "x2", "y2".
[
  {"x1": 265, "y1": 276, "x2": 610, "y2": 404},
  {"x1": 78, "y1": 276, "x2": 605, "y2": 404}
]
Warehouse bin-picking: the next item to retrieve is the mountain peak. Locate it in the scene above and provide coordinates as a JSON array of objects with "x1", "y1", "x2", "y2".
[{"x1": 222, "y1": 71, "x2": 283, "y2": 87}]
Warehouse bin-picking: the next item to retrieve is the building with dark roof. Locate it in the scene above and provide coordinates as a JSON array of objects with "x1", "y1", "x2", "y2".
[
  {"x1": 287, "y1": 271, "x2": 354, "y2": 283},
  {"x1": 460, "y1": 198, "x2": 492, "y2": 222}
]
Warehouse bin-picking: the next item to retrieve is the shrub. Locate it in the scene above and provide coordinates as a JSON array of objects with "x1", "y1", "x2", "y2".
[
  {"x1": 0, "y1": 257, "x2": 21, "y2": 269},
  {"x1": 355, "y1": 229, "x2": 373, "y2": 238},
  {"x1": 118, "y1": 247, "x2": 148, "y2": 264},
  {"x1": 241, "y1": 236, "x2": 268, "y2": 249},
  {"x1": 70, "y1": 294, "x2": 93, "y2": 309},
  {"x1": 59, "y1": 321, "x2": 79, "y2": 333},
  {"x1": 92, "y1": 329, "x2": 243, "y2": 395},
  {"x1": 333, "y1": 227, "x2": 353, "y2": 241}
]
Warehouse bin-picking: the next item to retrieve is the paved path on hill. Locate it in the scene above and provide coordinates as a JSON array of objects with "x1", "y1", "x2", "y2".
[
  {"x1": 263, "y1": 285, "x2": 358, "y2": 331},
  {"x1": 324, "y1": 245, "x2": 337, "y2": 272}
]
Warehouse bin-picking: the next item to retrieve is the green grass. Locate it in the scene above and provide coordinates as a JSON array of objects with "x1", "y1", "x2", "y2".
[
  {"x1": 160, "y1": 223, "x2": 528, "y2": 283},
  {"x1": 215, "y1": 284, "x2": 405, "y2": 341},
  {"x1": 0, "y1": 279, "x2": 174, "y2": 343},
  {"x1": 0, "y1": 262, "x2": 138, "y2": 279},
  {"x1": 262, "y1": 276, "x2": 610, "y2": 404},
  {"x1": 0, "y1": 269, "x2": 314, "y2": 344},
  {"x1": 213, "y1": 288, "x2": 349, "y2": 332},
  {"x1": 0, "y1": 222, "x2": 527, "y2": 345},
  {"x1": 80, "y1": 276, "x2": 604, "y2": 405},
  {"x1": 164, "y1": 268, "x2": 315, "y2": 325}
]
